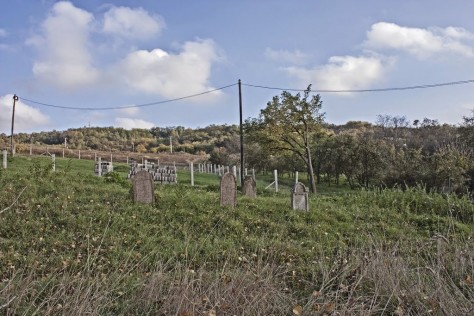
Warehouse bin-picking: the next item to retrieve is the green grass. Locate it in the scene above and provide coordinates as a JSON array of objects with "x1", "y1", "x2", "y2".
[{"x1": 1, "y1": 156, "x2": 473, "y2": 314}]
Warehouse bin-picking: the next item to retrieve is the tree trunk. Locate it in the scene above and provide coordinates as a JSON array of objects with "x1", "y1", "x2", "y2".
[{"x1": 305, "y1": 146, "x2": 316, "y2": 193}]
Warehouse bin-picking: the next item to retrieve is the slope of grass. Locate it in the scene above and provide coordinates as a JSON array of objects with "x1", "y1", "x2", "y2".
[{"x1": 0, "y1": 156, "x2": 473, "y2": 314}]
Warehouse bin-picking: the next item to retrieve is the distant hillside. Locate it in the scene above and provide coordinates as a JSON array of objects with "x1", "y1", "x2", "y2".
[{"x1": 1, "y1": 124, "x2": 240, "y2": 155}]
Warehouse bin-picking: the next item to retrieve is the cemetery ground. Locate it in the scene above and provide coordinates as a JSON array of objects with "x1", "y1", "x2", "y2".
[{"x1": 0, "y1": 156, "x2": 473, "y2": 315}]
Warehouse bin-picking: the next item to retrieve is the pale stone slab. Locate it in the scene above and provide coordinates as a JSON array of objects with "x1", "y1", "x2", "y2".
[
  {"x1": 220, "y1": 172, "x2": 236, "y2": 207},
  {"x1": 242, "y1": 176, "x2": 257, "y2": 198},
  {"x1": 291, "y1": 182, "x2": 309, "y2": 211},
  {"x1": 133, "y1": 170, "x2": 155, "y2": 204}
]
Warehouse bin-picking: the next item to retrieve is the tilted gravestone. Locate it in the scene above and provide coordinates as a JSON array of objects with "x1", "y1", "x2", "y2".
[
  {"x1": 291, "y1": 182, "x2": 309, "y2": 211},
  {"x1": 220, "y1": 172, "x2": 236, "y2": 207},
  {"x1": 242, "y1": 176, "x2": 257, "y2": 198},
  {"x1": 133, "y1": 170, "x2": 155, "y2": 204}
]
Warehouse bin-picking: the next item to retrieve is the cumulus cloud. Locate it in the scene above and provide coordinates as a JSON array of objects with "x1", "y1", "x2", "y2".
[
  {"x1": 265, "y1": 48, "x2": 308, "y2": 64},
  {"x1": 28, "y1": 1, "x2": 99, "y2": 89},
  {"x1": 116, "y1": 106, "x2": 140, "y2": 116},
  {"x1": 365, "y1": 22, "x2": 474, "y2": 58},
  {"x1": 102, "y1": 6, "x2": 165, "y2": 40},
  {"x1": 0, "y1": 94, "x2": 49, "y2": 132},
  {"x1": 115, "y1": 117, "x2": 154, "y2": 129},
  {"x1": 286, "y1": 55, "x2": 392, "y2": 91},
  {"x1": 118, "y1": 39, "x2": 223, "y2": 100},
  {"x1": 26, "y1": 2, "x2": 223, "y2": 101}
]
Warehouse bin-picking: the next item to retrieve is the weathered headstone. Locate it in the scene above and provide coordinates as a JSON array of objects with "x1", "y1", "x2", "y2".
[
  {"x1": 133, "y1": 170, "x2": 155, "y2": 204},
  {"x1": 242, "y1": 176, "x2": 257, "y2": 198},
  {"x1": 220, "y1": 172, "x2": 236, "y2": 207},
  {"x1": 291, "y1": 182, "x2": 309, "y2": 211}
]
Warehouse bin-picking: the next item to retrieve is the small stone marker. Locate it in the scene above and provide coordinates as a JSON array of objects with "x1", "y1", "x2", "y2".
[
  {"x1": 133, "y1": 170, "x2": 155, "y2": 204},
  {"x1": 220, "y1": 172, "x2": 236, "y2": 207},
  {"x1": 51, "y1": 154, "x2": 56, "y2": 171},
  {"x1": 291, "y1": 182, "x2": 309, "y2": 211},
  {"x1": 242, "y1": 176, "x2": 257, "y2": 198}
]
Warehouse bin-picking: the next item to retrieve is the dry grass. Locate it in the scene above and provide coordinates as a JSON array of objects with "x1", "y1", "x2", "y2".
[{"x1": 1, "y1": 237, "x2": 473, "y2": 315}]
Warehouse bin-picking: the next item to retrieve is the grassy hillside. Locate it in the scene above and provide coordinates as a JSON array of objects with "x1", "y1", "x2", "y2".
[{"x1": 1, "y1": 156, "x2": 473, "y2": 315}]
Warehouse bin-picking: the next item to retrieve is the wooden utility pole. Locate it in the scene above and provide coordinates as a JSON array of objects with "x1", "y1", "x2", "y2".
[
  {"x1": 10, "y1": 94, "x2": 18, "y2": 156},
  {"x1": 238, "y1": 79, "x2": 244, "y2": 187}
]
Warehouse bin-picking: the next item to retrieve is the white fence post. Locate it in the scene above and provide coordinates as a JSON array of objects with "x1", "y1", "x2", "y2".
[
  {"x1": 190, "y1": 162, "x2": 194, "y2": 186},
  {"x1": 2, "y1": 150, "x2": 7, "y2": 169},
  {"x1": 274, "y1": 169, "x2": 278, "y2": 193},
  {"x1": 98, "y1": 157, "x2": 102, "y2": 177}
]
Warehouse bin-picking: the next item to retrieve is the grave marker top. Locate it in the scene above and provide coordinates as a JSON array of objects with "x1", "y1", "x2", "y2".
[
  {"x1": 133, "y1": 170, "x2": 155, "y2": 204},
  {"x1": 291, "y1": 182, "x2": 309, "y2": 211},
  {"x1": 242, "y1": 176, "x2": 257, "y2": 198},
  {"x1": 220, "y1": 172, "x2": 236, "y2": 207}
]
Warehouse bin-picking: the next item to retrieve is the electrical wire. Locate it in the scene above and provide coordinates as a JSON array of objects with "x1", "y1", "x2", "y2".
[
  {"x1": 242, "y1": 79, "x2": 474, "y2": 93},
  {"x1": 17, "y1": 78, "x2": 474, "y2": 112},
  {"x1": 19, "y1": 83, "x2": 237, "y2": 111}
]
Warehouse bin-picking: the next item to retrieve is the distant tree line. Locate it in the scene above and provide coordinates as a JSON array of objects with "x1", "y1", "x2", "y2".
[
  {"x1": 1, "y1": 94, "x2": 472, "y2": 195},
  {"x1": 0, "y1": 124, "x2": 238, "y2": 155}
]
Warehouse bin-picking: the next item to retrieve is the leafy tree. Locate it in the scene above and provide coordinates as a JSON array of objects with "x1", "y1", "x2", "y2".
[
  {"x1": 246, "y1": 86, "x2": 325, "y2": 193},
  {"x1": 460, "y1": 109, "x2": 474, "y2": 148}
]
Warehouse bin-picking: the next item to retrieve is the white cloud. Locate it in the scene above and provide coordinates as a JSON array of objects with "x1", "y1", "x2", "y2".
[
  {"x1": 0, "y1": 29, "x2": 7, "y2": 37},
  {"x1": 265, "y1": 48, "x2": 308, "y2": 64},
  {"x1": 441, "y1": 26, "x2": 474, "y2": 40},
  {"x1": 365, "y1": 22, "x2": 474, "y2": 58},
  {"x1": 28, "y1": 1, "x2": 99, "y2": 89},
  {"x1": 286, "y1": 55, "x2": 392, "y2": 91},
  {"x1": 116, "y1": 106, "x2": 140, "y2": 116},
  {"x1": 118, "y1": 39, "x2": 223, "y2": 100},
  {"x1": 102, "y1": 6, "x2": 165, "y2": 40},
  {"x1": 115, "y1": 117, "x2": 154, "y2": 129},
  {"x1": 0, "y1": 95, "x2": 50, "y2": 132}
]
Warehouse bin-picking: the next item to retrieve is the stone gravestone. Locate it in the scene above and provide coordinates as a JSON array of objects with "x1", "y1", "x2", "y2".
[
  {"x1": 242, "y1": 176, "x2": 257, "y2": 198},
  {"x1": 291, "y1": 182, "x2": 309, "y2": 211},
  {"x1": 220, "y1": 172, "x2": 236, "y2": 207},
  {"x1": 133, "y1": 170, "x2": 155, "y2": 204}
]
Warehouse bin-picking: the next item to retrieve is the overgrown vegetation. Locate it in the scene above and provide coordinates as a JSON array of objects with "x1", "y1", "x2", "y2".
[
  {"x1": 2, "y1": 102, "x2": 472, "y2": 196},
  {"x1": 0, "y1": 157, "x2": 473, "y2": 314}
]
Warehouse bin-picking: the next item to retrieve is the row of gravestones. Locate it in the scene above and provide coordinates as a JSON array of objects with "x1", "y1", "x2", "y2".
[
  {"x1": 133, "y1": 170, "x2": 309, "y2": 211},
  {"x1": 128, "y1": 161, "x2": 177, "y2": 184}
]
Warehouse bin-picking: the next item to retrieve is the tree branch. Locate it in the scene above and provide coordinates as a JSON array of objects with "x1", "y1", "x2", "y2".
[
  {"x1": 0, "y1": 296, "x2": 16, "y2": 310},
  {"x1": 0, "y1": 186, "x2": 28, "y2": 215}
]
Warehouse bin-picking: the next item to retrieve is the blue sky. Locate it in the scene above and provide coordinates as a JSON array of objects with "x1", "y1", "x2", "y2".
[{"x1": 1, "y1": 0, "x2": 474, "y2": 133}]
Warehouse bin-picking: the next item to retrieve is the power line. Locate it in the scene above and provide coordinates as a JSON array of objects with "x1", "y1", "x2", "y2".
[
  {"x1": 17, "y1": 78, "x2": 474, "y2": 112},
  {"x1": 242, "y1": 79, "x2": 474, "y2": 93},
  {"x1": 19, "y1": 83, "x2": 237, "y2": 111}
]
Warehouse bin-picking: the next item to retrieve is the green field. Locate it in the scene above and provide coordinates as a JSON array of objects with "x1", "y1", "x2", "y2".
[{"x1": 1, "y1": 156, "x2": 473, "y2": 315}]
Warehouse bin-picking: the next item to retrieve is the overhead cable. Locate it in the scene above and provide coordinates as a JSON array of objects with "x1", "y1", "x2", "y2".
[
  {"x1": 242, "y1": 79, "x2": 474, "y2": 93},
  {"x1": 19, "y1": 83, "x2": 237, "y2": 111}
]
